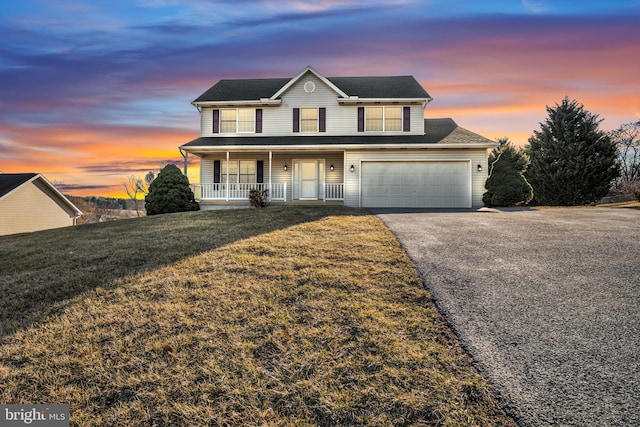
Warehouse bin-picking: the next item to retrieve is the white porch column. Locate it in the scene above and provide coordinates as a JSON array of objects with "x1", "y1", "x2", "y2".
[
  {"x1": 225, "y1": 151, "x2": 230, "y2": 201},
  {"x1": 268, "y1": 151, "x2": 272, "y2": 198}
]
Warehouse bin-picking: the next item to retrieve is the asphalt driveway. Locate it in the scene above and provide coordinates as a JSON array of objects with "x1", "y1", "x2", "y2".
[{"x1": 375, "y1": 208, "x2": 639, "y2": 427}]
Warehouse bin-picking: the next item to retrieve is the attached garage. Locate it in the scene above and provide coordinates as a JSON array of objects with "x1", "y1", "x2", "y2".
[{"x1": 360, "y1": 161, "x2": 472, "y2": 208}]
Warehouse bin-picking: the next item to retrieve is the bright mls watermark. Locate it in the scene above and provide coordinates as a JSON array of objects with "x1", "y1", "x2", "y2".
[{"x1": 1, "y1": 405, "x2": 69, "y2": 426}]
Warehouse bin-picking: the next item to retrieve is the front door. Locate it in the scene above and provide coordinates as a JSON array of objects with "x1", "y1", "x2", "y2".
[{"x1": 300, "y1": 160, "x2": 318, "y2": 199}]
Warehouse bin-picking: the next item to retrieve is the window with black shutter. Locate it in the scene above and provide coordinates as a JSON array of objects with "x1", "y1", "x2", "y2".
[
  {"x1": 293, "y1": 108, "x2": 300, "y2": 133},
  {"x1": 357, "y1": 107, "x2": 364, "y2": 132},
  {"x1": 403, "y1": 107, "x2": 411, "y2": 132},
  {"x1": 256, "y1": 160, "x2": 264, "y2": 183},
  {"x1": 256, "y1": 109, "x2": 263, "y2": 133},
  {"x1": 213, "y1": 160, "x2": 221, "y2": 183},
  {"x1": 212, "y1": 109, "x2": 220, "y2": 134},
  {"x1": 319, "y1": 107, "x2": 326, "y2": 132}
]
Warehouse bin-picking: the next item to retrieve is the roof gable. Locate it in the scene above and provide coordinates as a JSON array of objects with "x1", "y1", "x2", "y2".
[{"x1": 270, "y1": 66, "x2": 348, "y2": 100}]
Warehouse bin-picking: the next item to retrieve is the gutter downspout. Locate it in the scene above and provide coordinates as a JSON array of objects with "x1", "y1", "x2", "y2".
[{"x1": 179, "y1": 148, "x2": 188, "y2": 176}]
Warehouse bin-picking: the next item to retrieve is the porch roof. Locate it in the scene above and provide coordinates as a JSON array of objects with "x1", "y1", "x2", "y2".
[{"x1": 180, "y1": 119, "x2": 496, "y2": 152}]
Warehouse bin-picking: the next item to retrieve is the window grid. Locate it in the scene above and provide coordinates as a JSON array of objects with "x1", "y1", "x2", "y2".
[
  {"x1": 237, "y1": 108, "x2": 255, "y2": 133},
  {"x1": 220, "y1": 109, "x2": 237, "y2": 133},
  {"x1": 385, "y1": 107, "x2": 402, "y2": 131},
  {"x1": 365, "y1": 107, "x2": 383, "y2": 131},
  {"x1": 221, "y1": 160, "x2": 256, "y2": 183},
  {"x1": 365, "y1": 106, "x2": 403, "y2": 131},
  {"x1": 300, "y1": 108, "x2": 318, "y2": 132},
  {"x1": 220, "y1": 108, "x2": 255, "y2": 133}
]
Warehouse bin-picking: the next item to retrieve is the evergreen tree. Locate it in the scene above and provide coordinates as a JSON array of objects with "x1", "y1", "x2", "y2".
[
  {"x1": 145, "y1": 164, "x2": 199, "y2": 215},
  {"x1": 483, "y1": 138, "x2": 533, "y2": 207},
  {"x1": 525, "y1": 97, "x2": 620, "y2": 205}
]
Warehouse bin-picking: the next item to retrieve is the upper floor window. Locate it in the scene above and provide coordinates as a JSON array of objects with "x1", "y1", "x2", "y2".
[
  {"x1": 300, "y1": 108, "x2": 318, "y2": 132},
  {"x1": 293, "y1": 107, "x2": 326, "y2": 133},
  {"x1": 214, "y1": 108, "x2": 260, "y2": 134},
  {"x1": 221, "y1": 108, "x2": 254, "y2": 133},
  {"x1": 366, "y1": 106, "x2": 402, "y2": 131},
  {"x1": 359, "y1": 106, "x2": 410, "y2": 132}
]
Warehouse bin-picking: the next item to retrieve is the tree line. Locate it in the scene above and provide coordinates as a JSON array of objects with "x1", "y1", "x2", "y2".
[{"x1": 484, "y1": 97, "x2": 639, "y2": 207}]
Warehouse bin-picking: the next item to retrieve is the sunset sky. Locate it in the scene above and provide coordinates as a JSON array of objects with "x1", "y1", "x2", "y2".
[{"x1": 1, "y1": 0, "x2": 639, "y2": 197}]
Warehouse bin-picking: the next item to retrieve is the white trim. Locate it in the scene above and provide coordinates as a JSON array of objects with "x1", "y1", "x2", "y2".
[
  {"x1": 358, "y1": 159, "x2": 473, "y2": 209},
  {"x1": 192, "y1": 100, "x2": 281, "y2": 108},
  {"x1": 271, "y1": 65, "x2": 349, "y2": 100},
  {"x1": 181, "y1": 142, "x2": 497, "y2": 153},
  {"x1": 338, "y1": 97, "x2": 431, "y2": 105}
]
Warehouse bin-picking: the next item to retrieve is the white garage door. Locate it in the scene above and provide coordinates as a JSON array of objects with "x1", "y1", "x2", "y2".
[{"x1": 361, "y1": 161, "x2": 471, "y2": 208}]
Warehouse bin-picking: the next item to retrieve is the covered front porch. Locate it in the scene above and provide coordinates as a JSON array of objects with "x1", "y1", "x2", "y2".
[{"x1": 187, "y1": 150, "x2": 345, "y2": 203}]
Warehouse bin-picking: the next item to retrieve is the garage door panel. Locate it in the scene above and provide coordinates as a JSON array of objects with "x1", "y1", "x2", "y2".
[{"x1": 361, "y1": 161, "x2": 470, "y2": 208}]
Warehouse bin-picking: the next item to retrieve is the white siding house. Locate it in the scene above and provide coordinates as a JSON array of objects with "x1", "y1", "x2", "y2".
[
  {"x1": 0, "y1": 173, "x2": 82, "y2": 236},
  {"x1": 180, "y1": 66, "x2": 496, "y2": 209}
]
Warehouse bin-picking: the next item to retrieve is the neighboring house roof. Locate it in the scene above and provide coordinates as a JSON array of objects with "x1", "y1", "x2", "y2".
[
  {"x1": 0, "y1": 173, "x2": 38, "y2": 198},
  {"x1": 193, "y1": 70, "x2": 431, "y2": 103},
  {"x1": 0, "y1": 173, "x2": 82, "y2": 217},
  {"x1": 181, "y1": 118, "x2": 494, "y2": 150}
]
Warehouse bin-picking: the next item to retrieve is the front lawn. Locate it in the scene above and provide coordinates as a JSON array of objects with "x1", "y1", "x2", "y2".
[{"x1": 0, "y1": 207, "x2": 514, "y2": 426}]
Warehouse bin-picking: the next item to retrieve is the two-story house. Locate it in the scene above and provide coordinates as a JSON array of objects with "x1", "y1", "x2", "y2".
[{"x1": 179, "y1": 66, "x2": 495, "y2": 209}]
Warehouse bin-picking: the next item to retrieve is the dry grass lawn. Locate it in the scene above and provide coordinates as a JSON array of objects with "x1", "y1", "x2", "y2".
[{"x1": 0, "y1": 207, "x2": 515, "y2": 426}]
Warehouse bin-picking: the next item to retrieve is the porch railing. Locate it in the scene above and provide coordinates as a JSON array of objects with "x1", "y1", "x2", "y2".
[
  {"x1": 191, "y1": 182, "x2": 344, "y2": 202},
  {"x1": 191, "y1": 183, "x2": 287, "y2": 201},
  {"x1": 323, "y1": 183, "x2": 344, "y2": 201}
]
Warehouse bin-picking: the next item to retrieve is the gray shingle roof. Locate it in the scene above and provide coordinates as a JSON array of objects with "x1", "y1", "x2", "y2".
[
  {"x1": 0, "y1": 173, "x2": 37, "y2": 198},
  {"x1": 181, "y1": 119, "x2": 494, "y2": 149},
  {"x1": 328, "y1": 76, "x2": 430, "y2": 99},
  {"x1": 194, "y1": 78, "x2": 291, "y2": 102},
  {"x1": 193, "y1": 75, "x2": 430, "y2": 103}
]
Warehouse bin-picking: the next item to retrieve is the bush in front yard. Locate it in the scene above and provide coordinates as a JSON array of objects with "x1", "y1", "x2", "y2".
[
  {"x1": 249, "y1": 188, "x2": 269, "y2": 208},
  {"x1": 145, "y1": 164, "x2": 199, "y2": 215}
]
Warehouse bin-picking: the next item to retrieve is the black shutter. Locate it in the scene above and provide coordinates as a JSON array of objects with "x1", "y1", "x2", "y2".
[
  {"x1": 256, "y1": 160, "x2": 264, "y2": 184},
  {"x1": 403, "y1": 107, "x2": 410, "y2": 132},
  {"x1": 213, "y1": 160, "x2": 221, "y2": 183},
  {"x1": 256, "y1": 109, "x2": 262, "y2": 133},
  {"x1": 319, "y1": 107, "x2": 326, "y2": 132},
  {"x1": 293, "y1": 108, "x2": 300, "y2": 133},
  {"x1": 357, "y1": 107, "x2": 364, "y2": 132},
  {"x1": 212, "y1": 109, "x2": 220, "y2": 134}
]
